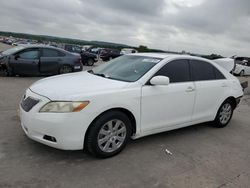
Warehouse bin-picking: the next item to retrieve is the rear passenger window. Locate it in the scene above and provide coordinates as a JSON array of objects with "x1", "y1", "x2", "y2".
[
  {"x1": 191, "y1": 60, "x2": 225, "y2": 81},
  {"x1": 214, "y1": 67, "x2": 225, "y2": 79},
  {"x1": 191, "y1": 60, "x2": 215, "y2": 81},
  {"x1": 42, "y1": 49, "x2": 60, "y2": 57},
  {"x1": 155, "y1": 59, "x2": 190, "y2": 83}
]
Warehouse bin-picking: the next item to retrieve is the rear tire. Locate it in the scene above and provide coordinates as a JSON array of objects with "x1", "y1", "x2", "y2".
[
  {"x1": 213, "y1": 100, "x2": 234, "y2": 128},
  {"x1": 85, "y1": 111, "x2": 131, "y2": 158},
  {"x1": 59, "y1": 65, "x2": 73, "y2": 74},
  {"x1": 87, "y1": 58, "x2": 94, "y2": 66}
]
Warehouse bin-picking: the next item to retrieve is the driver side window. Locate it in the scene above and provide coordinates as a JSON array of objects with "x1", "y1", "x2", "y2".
[
  {"x1": 155, "y1": 59, "x2": 191, "y2": 83},
  {"x1": 18, "y1": 49, "x2": 39, "y2": 59}
]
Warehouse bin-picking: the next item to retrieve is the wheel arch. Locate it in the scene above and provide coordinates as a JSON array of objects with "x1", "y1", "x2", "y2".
[
  {"x1": 213, "y1": 96, "x2": 237, "y2": 121},
  {"x1": 224, "y1": 96, "x2": 237, "y2": 109}
]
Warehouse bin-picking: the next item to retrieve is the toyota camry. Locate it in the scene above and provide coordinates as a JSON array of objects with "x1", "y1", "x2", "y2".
[{"x1": 20, "y1": 53, "x2": 243, "y2": 158}]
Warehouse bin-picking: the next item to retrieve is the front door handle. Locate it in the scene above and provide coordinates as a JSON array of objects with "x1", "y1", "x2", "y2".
[{"x1": 186, "y1": 86, "x2": 195, "y2": 92}]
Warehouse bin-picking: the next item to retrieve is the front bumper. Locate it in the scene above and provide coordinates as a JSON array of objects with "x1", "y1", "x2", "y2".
[{"x1": 19, "y1": 89, "x2": 90, "y2": 150}]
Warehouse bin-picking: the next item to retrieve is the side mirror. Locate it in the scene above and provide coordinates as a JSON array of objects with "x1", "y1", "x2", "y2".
[{"x1": 150, "y1": 76, "x2": 170, "y2": 86}]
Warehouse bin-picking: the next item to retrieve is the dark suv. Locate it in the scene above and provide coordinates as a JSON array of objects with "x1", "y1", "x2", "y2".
[
  {"x1": 99, "y1": 48, "x2": 121, "y2": 61},
  {"x1": 63, "y1": 44, "x2": 97, "y2": 66}
]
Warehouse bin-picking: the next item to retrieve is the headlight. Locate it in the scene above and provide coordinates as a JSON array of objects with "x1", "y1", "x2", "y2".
[{"x1": 40, "y1": 101, "x2": 89, "y2": 113}]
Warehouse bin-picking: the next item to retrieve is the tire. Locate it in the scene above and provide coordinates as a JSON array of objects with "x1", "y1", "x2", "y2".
[
  {"x1": 87, "y1": 58, "x2": 94, "y2": 66},
  {"x1": 59, "y1": 65, "x2": 73, "y2": 74},
  {"x1": 85, "y1": 111, "x2": 132, "y2": 158},
  {"x1": 239, "y1": 70, "x2": 244, "y2": 77},
  {"x1": 0, "y1": 68, "x2": 8, "y2": 77},
  {"x1": 213, "y1": 100, "x2": 234, "y2": 128}
]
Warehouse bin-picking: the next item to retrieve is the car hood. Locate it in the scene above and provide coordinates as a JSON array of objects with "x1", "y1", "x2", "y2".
[{"x1": 30, "y1": 71, "x2": 130, "y2": 100}]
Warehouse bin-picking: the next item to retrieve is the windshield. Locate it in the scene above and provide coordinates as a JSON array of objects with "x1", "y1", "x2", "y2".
[
  {"x1": 2, "y1": 46, "x2": 25, "y2": 55},
  {"x1": 91, "y1": 55, "x2": 162, "y2": 82}
]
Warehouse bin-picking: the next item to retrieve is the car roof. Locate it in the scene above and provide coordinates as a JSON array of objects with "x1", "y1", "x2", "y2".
[
  {"x1": 128, "y1": 53, "x2": 188, "y2": 59},
  {"x1": 128, "y1": 53, "x2": 212, "y2": 62},
  {"x1": 19, "y1": 44, "x2": 60, "y2": 49},
  {"x1": 15, "y1": 44, "x2": 79, "y2": 56}
]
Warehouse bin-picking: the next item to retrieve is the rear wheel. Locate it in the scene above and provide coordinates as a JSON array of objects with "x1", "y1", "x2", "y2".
[
  {"x1": 239, "y1": 70, "x2": 244, "y2": 77},
  {"x1": 0, "y1": 68, "x2": 8, "y2": 76},
  {"x1": 59, "y1": 65, "x2": 73, "y2": 74},
  {"x1": 213, "y1": 100, "x2": 234, "y2": 128},
  {"x1": 85, "y1": 111, "x2": 131, "y2": 158},
  {"x1": 87, "y1": 58, "x2": 94, "y2": 66}
]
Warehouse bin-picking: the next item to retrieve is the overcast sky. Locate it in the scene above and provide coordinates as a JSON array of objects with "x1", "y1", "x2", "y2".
[{"x1": 0, "y1": 0, "x2": 250, "y2": 56}]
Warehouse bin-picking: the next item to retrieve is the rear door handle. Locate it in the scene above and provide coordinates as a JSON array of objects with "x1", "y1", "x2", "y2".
[{"x1": 186, "y1": 86, "x2": 195, "y2": 92}]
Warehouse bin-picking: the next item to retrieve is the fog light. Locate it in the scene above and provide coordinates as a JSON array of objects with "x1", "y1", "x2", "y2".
[{"x1": 43, "y1": 135, "x2": 57, "y2": 142}]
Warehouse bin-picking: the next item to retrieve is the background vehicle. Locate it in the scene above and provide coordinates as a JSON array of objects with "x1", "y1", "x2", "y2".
[
  {"x1": 80, "y1": 51, "x2": 98, "y2": 66},
  {"x1": 63, "y1": 44, "x2": 82, "y2": 54},
  {"x1": 63, "y1": 44, "x2": 97, "y2": 66},
  {"x1": 233, "y1": 58, "x2": 250, "y2": 76},
  {"x1": 20, "y1": 54, "x2": 243, "y2": 158},
  {"x1": 99, "y1": 48, "x2": 121, "y2": 61},
  {"x1": 120, "y1": 48, "x2": 138, "y2": 55},
  {"x1": 213, "y1": 57, "x2": 236, "y2": 73},
  {"x1": 0, "y1": 45, "x2": 82, "y2": 76}
]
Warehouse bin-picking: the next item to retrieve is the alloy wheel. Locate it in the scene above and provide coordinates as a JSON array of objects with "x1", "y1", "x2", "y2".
[
  {"x1": 97, "y1": 119, "x2": 127, "y2": 153},
  {"x1": 219, "y1": 103, "x2": 232, "y2": 125}
]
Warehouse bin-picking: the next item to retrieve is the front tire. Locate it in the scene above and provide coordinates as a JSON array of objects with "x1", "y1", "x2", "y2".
[
  {"x1": 213, "y1": 100, "x2": 234, "y2": 128},
  {"x1": 85, "y1": 111, "x2": 132, "y2": 158}
]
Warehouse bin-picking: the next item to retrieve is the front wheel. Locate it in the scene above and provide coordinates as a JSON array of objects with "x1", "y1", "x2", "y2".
[
  {"x1": 85, "y1": 111, "x2": 132, "y2": 158},
  {"x1": 213, "y1": 100, "x2": 234, "y2": 128}
]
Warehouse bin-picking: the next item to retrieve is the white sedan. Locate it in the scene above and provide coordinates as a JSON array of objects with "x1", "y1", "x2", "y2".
[
  {"x1": 233, "y1": 61, "x2": 250, "y2": 76},
  {"x1": 20, "y1": 53, "x2": 243, "y2": 158}
]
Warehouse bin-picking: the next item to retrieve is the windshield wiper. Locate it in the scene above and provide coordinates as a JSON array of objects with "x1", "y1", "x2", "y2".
[{"x1": 87, "y1": 70, "x2": 107, "y2": 78}]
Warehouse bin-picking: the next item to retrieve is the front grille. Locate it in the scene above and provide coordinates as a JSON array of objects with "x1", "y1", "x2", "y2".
[{"x1": 21, "y1": 97, "x2": 39, "y2": 112}]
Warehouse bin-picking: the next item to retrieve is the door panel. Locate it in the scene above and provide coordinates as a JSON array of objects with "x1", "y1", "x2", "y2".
[
  {"x1": 40, "y1": 57, "x2": 59, "y2": 73},
  {"x1": 190, "y1": 60, "x2": 228, "y2": 122},
  {"x1": 10, "y1": 49, "x2": 39, "y2": 75},
  {"x1": 140, "y1": 59, "x2": 195, "y2": 132},
  {"x1": 39, "y1": 48, "x2": 63, "y2": 74},
  {"x1": 192, "y1": 80, "x2": 228, "y2": 121},
  {"x1": 141, "y1": 83, "x2": 196, "y2": 132}
]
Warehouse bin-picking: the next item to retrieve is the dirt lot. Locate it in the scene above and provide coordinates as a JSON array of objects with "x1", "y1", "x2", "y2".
[{"x1": 0, "y1": 44, "x2": 250, "y2": 188}]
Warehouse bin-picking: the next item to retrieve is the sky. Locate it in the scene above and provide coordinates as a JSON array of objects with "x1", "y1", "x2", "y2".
[{"x1": 0, "y1": 0, "x2": 250, "y2": 56}]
